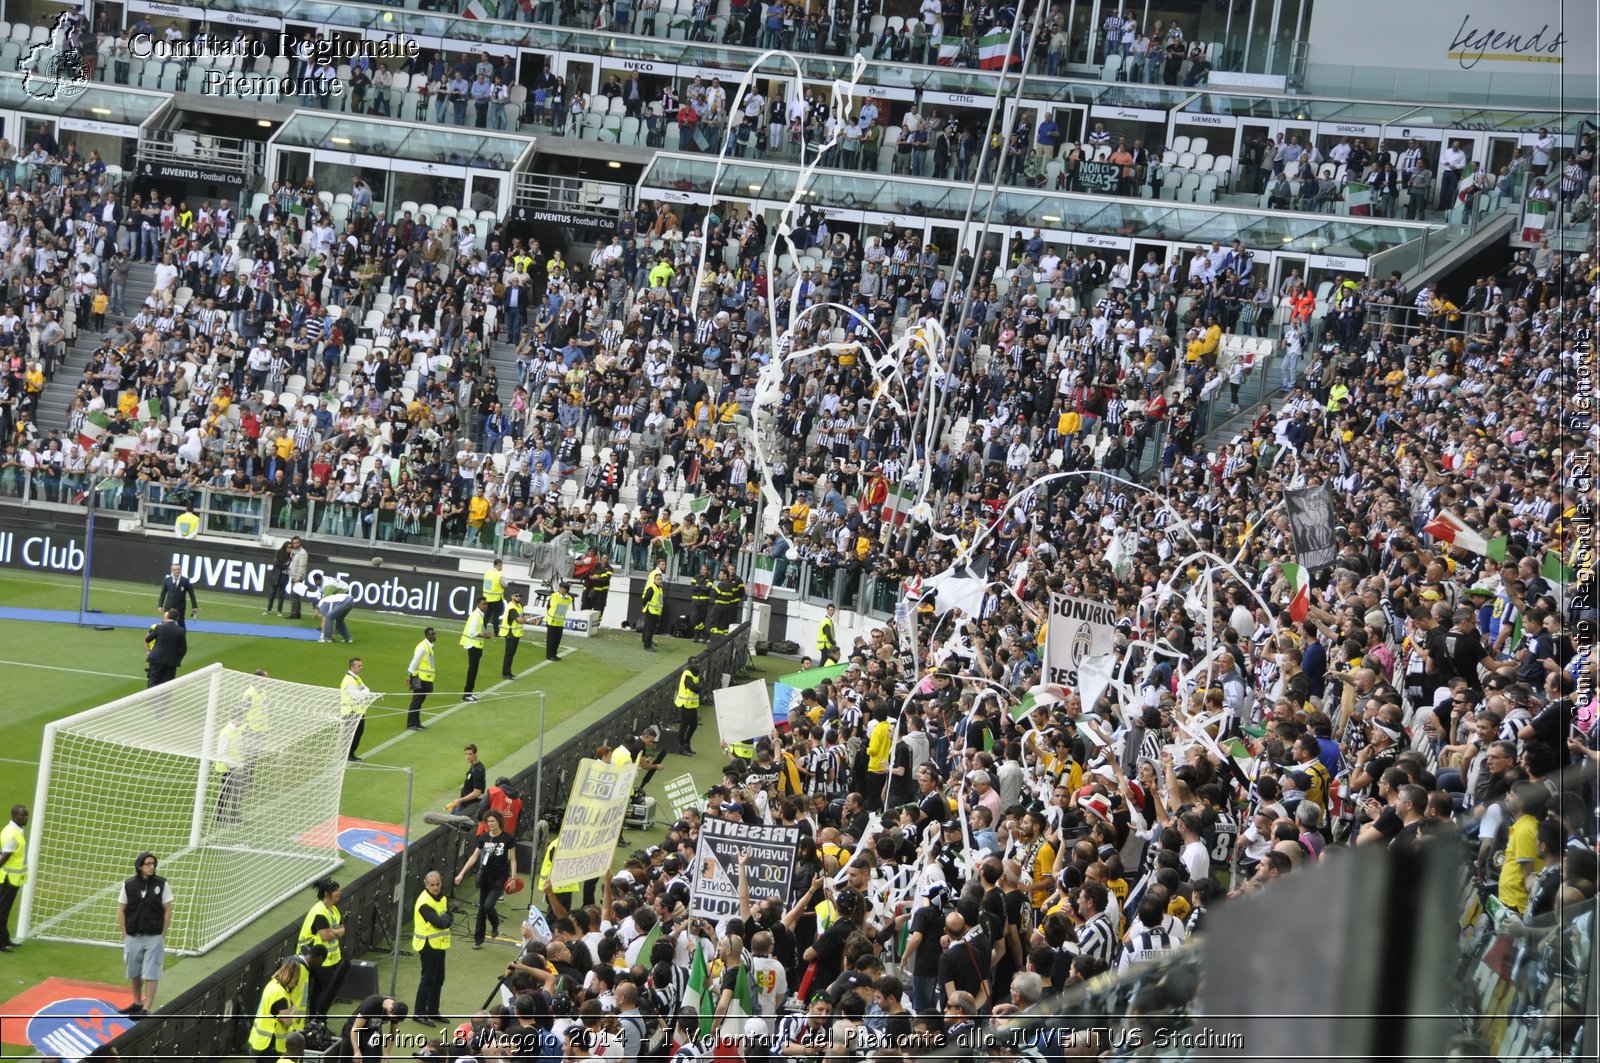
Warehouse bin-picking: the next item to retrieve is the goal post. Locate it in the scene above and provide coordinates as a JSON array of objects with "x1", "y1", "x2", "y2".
[{"x1": 20, "y1": 663, "x2": 358, "y2": 955}]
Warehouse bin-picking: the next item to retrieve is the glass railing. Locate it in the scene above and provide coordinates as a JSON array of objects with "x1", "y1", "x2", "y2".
[
  {"x1": 180, "y1": 0, "x2": 1585, "y2": 122},
  {"x1": 638, "y1": 152, "x2": 1440, "y2": 255},
  {"x1": 0, "y1": 71, "x2": 169, "y2": 127},
  {"x1": 273, "y1": 112, "x2": 534, "y2": 171}
]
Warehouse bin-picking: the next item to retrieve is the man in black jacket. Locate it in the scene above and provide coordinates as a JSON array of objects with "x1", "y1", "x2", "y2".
[
  {"x1": 117, "y1": 852, "x2": 173, "y2": 1017},
  {"x1": 144, "y1": 609, "x2": 188, "y2": 687},
  {"x1": 157, "y1": 563, "x2": 198, "y2": 627}
]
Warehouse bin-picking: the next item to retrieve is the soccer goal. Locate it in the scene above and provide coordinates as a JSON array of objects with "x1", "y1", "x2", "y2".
[{"x1": 20, "y1": 663, "x2": 358, "y2": 955}]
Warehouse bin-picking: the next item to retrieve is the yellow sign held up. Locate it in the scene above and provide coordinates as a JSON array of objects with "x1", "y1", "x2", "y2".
[{"x1": 549, "y1": 758, "x2": 637, "y2": 890}]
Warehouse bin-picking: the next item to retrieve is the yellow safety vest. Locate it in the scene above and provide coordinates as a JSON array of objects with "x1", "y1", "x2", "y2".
[
  {"x1": 501, "y1": 602, "x2": 524, "y2": 638},
  {"x1": 0, "y1": 821, "x2": 26, "y2": 885},
  {"x1": 247, "y1": 978, "x2": 294, "y2": 1053},
  {"x1": 339, "y1": 672, "x2": 368, "y2": 716},
  {"x1": 175, "y1": 512, "x2": 200, "y2": 538},
  {"x1": 298, "y1": 900, "x2": 343, "y2": 966},
  {"x1": 243, "y1": 685, "x2": 268, "y2": 732},
  {"x1": 460, "y1": 609, "x2": 487, "y2": 649},
  {"x1": 412, "y1": 638, "x2": 437, "y2": 682},
  {"x1": 483, "y1": 568, "x2": 506, "y2": 603},
  {"x1": 610, "y1": 745, "x2": 634, "y2": 767},
  {"x1": 412, "y1": 892, "x2": 451, "y2": 952},
  {"x1": 537, "y1": 835, "x2": 558, "y2": 892},
  {"x1": 675, "y1": 669, "x2": 700, "y2": 710},
  {"x1": 643, "y1": 576, "x2": 664, "y2": 617},
  {"x1": 214, "y1": 721, "x2": 241, "y2": 775},
  {"x1": 817, "y1": 616, "x2": 836, "y2": 654},
  {"x1": 544, "y1": 592, "x2": 572, "y2": 629}
]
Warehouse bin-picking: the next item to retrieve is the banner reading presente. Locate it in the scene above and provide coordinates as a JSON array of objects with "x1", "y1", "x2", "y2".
[
  {"x1": 1284, "y1": 484, "x2": 1339, "y2": 570},
  {"x1": 688, "y1": 817, "x2": 801, "y2": 919},
  {"x1": 1044, "y1": 594, "x2": 1118, "y2": 688},
  {"x1": 549, "y1": 758, "x2": 637, "y2": 889}
]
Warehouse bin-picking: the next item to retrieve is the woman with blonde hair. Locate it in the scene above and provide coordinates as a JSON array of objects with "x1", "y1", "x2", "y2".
[{"x1": 246, "y1": 957, "x2": 303, "y2": 1058}]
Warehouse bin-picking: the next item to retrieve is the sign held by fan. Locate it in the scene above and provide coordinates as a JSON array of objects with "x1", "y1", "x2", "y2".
[
  {"x1": 1044, "y1": 595, "x2": 1118, "y2": 687},
  {"x1": 688, "y1": 817, "x2": 801, "y2": 919},
  {"x1": 1284, "y1": 485, "x2": 1339, "y2": 570}
]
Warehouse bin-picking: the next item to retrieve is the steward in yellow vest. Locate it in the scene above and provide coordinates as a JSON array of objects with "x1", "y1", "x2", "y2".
[
  {"x1": 639, "y1": 561, "x2": 666, "y2": 651},
  {"x1": 247, "y1": 959, "x2": 303, "y2": 1055},
  {"x1": 339, "y1": 659, "x2": 371, "y2": 760},
  {"x1": 297, "y1": 879, "x2": 344, "y2": 1025},
  {"x1": 817, "y1": 603, "x2": 839, "y2": 664},
  {"x1": 460, "y1": 598, "x2": 488, "y2": 701},
  {"x1": 481, "y1": 559, "x2": 507, "y2": 634},
  {"x1": 674, "y1": 657, "x2": 704, "y2": 755},
  {"x1": 500, "y1": 592, "x2": 526, "y2": 680},
  {"x1": 542, "y1": 583, "x2": 572, "y2": 663},
  {"x1": 411, "y1": 871, "x2": 451, "y2": 1023},
  {"x1": 1, "y1": 804, "x2": 28, "y2": 938},
  {"x1": 407, "y1": 628, "x2": 438, "y2": 730}
]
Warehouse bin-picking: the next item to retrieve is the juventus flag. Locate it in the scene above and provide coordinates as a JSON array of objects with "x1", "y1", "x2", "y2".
[{"x1": 1284, "y1": 485, "x2": 1338, "y2": 570}]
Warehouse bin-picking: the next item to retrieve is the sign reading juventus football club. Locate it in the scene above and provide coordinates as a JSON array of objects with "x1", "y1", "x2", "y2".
[
  {"x1": 1045, "y1": 595, "x2": 1119, "y2": 688},
  {"x1": 1284, "y1": 485, "x2": 1339, "y2": 570},
  {"x1": 688, "y1": 817, "x2": 800, "y2": 919}
]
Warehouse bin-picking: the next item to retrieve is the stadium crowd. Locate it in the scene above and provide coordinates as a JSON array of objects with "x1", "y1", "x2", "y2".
[{"x1": 0, "y1": 32, "x2": 1597, "y2": 1058}]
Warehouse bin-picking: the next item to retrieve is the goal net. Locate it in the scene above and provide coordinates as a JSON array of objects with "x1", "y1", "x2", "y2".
[{"x1": 20, "y1": 663, "x2": 358, "y2": 955}]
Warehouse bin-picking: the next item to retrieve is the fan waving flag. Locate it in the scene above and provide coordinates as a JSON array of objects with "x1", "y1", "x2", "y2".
[
  {"x1": 880, "y1": 484, "x2": 917, "y2": 527},
  {"x1": 977, "y1": 28, "x2": 1013, "y2": 70},
  {"x1": 686, "y1": 943, "x2": 714, "y2": 1037},
  {"x1": 1281, "y1": 563, "x2": 1310, "y2": 623},
  {"x1": 1423, "y1": 510, "x2": 1508, "y2": 562},
  {"x1": 1521, "y1": 200, "x2": 1551, "y2": 243},
  {"x1": 750, "y1": 554, "x2": 775, "y2": 599},
  {"x1": 77, "y1": 411, "x2": 113, "y2": 449},
  {"x1": 462, "y1": 0, "x2": 491, "y2": 19},
  {"x1": 1345, "y1": 181, "x2": 1373, "y2": 216}
]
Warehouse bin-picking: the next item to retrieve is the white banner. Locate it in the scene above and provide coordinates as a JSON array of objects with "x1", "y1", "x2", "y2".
[
  {"x1": 689, "y1": 818, "x2": 800, "y2": 919},
  {"x1": 662, "y1": 773, "x2": 702, "y2": 821},
  {"x1": 1044, "y1": 594, "x2": 1118, "y2": 689},
  {"x1": 713, "y1": 680, "x2": 773, "y2": 746}
]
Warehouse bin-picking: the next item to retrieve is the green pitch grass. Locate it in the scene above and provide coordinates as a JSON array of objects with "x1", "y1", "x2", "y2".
[{"x1": 0, "y1": 569, "x2": 788, "y2": 1053}]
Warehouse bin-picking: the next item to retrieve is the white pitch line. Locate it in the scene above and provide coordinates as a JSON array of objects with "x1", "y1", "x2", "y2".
[
  {"x1": 0, "y1": 657, "x2": 146, "y2": 680},
  {"x1": 359, "y1": 652, "x2": 564, "y2": 760}
]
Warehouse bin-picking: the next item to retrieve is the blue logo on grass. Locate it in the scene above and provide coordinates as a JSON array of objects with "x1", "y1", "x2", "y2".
[
  {"x1": 27, "y1": 998, "x2": 133, "y2": 1062},
  {"x1": 338, "y1": 826, "x2": 407, "y2": 865}
]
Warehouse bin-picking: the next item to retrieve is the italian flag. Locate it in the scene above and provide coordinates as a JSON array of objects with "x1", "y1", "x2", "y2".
[
  {"x1": 977, "y1": 29, "x2": 1012, "y2": 70},
  {"x1": 78, "y1": 411, "x2": 113, "y2": 449},
  {"x1": 750, "y1": 554, "x2": 775, "y2": 599},
  {"x1": 880, "y1": 484, "x2": 917, "y2": 527},
  {"x1": 685, "y1": 942, "x2": 713, "y2": 1037},
  {"x1": 689, "y1": 493, "x2": 711, "y2": 516},
  {"x1": 1423, "y1": 510, "x2": 1508, "y2": 561},
  {"x1": 1281, "y1": 562, "x2": 1310, "y2": 623},
  {"x1": 1522, "y1": 199, "x2": 1551, "y2": 243},
  {"x1": 935, "y1": 36, "x2": 963, "y2": 65},
  {"x1": 1346, "y1": 181, "x2": 1372, "y2": 216},
  {"x1": 462, "y1": 0, "x2": 492, "y2": 19},
  {"x1": 135, "y1": 397, "x2": 162, "y2": 424}
]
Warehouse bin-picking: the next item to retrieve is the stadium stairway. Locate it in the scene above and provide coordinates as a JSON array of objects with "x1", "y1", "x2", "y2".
[{"x1": 36, "y1": 261, "x2": 160, "y2": 433}]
